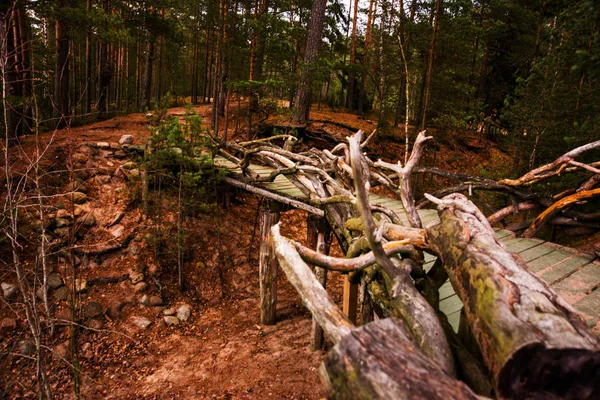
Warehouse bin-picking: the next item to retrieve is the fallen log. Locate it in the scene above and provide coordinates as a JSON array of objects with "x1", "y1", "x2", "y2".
[
  {"x1": 270, "y1": 224, "x2": 480, "y2": 400},
  {"x1": 426, "y1": 193, "x2": 600, "y2": 399}
]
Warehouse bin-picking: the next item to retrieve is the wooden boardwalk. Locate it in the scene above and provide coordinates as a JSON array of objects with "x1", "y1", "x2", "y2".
[{"x1": 216, "y1": 157, "x2": 600, "y2": 333}]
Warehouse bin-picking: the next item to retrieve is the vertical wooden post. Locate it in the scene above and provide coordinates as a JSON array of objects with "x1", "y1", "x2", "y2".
[
  {"x1": 259, "y1": 201, "x2": 280, "y2": 325},
  {"x1": 343, "y1": 277, "x2": 359, "y2": 324},
  {"x1": 307, "y1": 215, "x2": 331, "y2": 350}
]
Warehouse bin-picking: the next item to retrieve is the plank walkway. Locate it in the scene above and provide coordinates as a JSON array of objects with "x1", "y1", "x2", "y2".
[{"x1": 215, "y1": 156, "x2": 600, "y2": 333}]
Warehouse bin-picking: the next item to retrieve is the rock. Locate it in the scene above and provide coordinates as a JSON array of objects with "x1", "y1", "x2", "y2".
[
  {"x1": 53, "y1": 286, "x2": 70, "y2": 301},
  {"x1": 87, "y1": 319, "x2": 103, "y2": 330},
  {"x1": 56, "y1": 209, "x2": 71, "y2": 218},
  {"x1": 66, "y1": 192, "x2": 88, "y2": 204},
  {"x1": 53, "y1": 341, "x2": 70, "y2": 361},
  {"x1": 83, "y1": 301, "x2": 103, "y2": 319},
  {"x1": 113, "y1": 150, "x2": 127, "y2": 159},
  {"x1": 129, "y1": 168, "x2": 141, "y2": 178},
  {"x1": 164, "y1": 316, "x2": 180, "y2": 326},
  {"x1": 81, "y1": 342, "x2": 93, "y2": 359},
  {"x1": 1, "y1": 282, "x2": 18, "y2": 301},
  {"x1": 141, "y1": 295, "x2": 163, "y2": 307},
  {"x1": 0, "y1": 318, "x2": 17, "y2": 332},
  {"x1": 54, "y1": 227, "x2": 70, "y2": 238},
  {"x1": 55, "y1": 200, "x2": 66, "y2": 210},
  {"x1": 133, "y1": 282, "x2": 148, "y2": 293},
  {"x1": 72, "y1": 153, "x2": 88, "y2": 164},
  {"x1": 54, "y1": 217, "x2": 72, "y2": 228},
  {"x1": 109, "y1": 224, "x2": 125, "y2": 238},
  {"x1": 122, "y1": 161, "x2": 137, "y2": 170},
  {"x1": 176, "y1": 304, "x2": 192, "y2": 322},
  {"x1": 79, "y1": 212, "x2": 96, "y2": 227},
  {"x1": 96, "y1": 142, "x2": 110, "y2": 149},
  {"x1": 55, "y1": 308, "x2": 72, "y2": 324},
  {"x1": 94, "y1": 174, "x2": 112, "y2": 185},
  {"x1": 19, "y1": 340, "x2": 36, "y2": 356},
  {"x1": 129, "y1": 271, "x2": 144, "y2": 285},
  {"x1": 163, "y1": 308, "x2": 176, "y2": 316},
  {"x1": 47, "y1": 273, "x2": 64, "y2": 289},
  {"x1": 65, "y1": 180, "x2": 87, "y2": 194},
  {"x1": 109, "y1": 142, "x2": 120, "y2": 150},
  {"x1": 75, "y1": 279, "x2": 88, "y2": 293},
  {"x1": 107, "y1": 300, "x2": 126, "y2": 320},
  {"x1": 119, "y1": 134, "x2": 135, "y2": 145},
  {"x1": 36, "y1": 286, "x2": 49, "y2": 301},
  {"x1": 130, "y1": 316, "x2": 152, "y2": 330}
]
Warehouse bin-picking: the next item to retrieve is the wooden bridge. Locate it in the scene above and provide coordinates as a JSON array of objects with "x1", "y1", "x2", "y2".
[{"x1": 215, "y1": 155, "x2": 600, "y2": 334}]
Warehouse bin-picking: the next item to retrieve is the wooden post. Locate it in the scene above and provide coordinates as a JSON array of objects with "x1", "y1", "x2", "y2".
[
  {"x1": 307, "y1": 215, "x2": 331, "y2": 350},
  {"x1": 259, "y1": 201, "x2": 281, "y2": 325},
  {"x1": 342, "y1": 277, "x2": 358, "y2": 324}
]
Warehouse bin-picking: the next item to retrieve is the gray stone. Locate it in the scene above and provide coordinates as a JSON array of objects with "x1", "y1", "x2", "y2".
[
  {"x1": 141, "y1": 295, "x2": 163, "y2": 307},
  {"x1": 164, "y1": 316, "x2": 180, "y2": 326},
  {"x1": 107, "y1": 300, "x2": 126, "y2": 320},
  {"x1": 79, "y1": 212, "x2": 96, "y2": 227},
  {"x1": 87, "y1": 319, "x2": 103, "y2": 330},
  {"x1": 133, "y1": 282, "x2": 148, "y2": 293},
  {"x1": 176, "y1": 304, "x2": 192, "y2": 322},
  {"x1": 122, "y1": 161, "x2": 137, "y2": 170},
  {"x1": 19, "y1": 340, "x2": 36, "y2": 356},
  {"x1": 113, "y1": 150, "x2": 127, "y2": 159},
  {"x1": 1, "y1": 282, "x2": 18, "y2": 301},
  {"x1": 36, "y1": 286, "x2": 49, "y2": 301},
  {"x1": 65, "y1": 181, "x2": 87, "y2": 194},
  {"x1": 53, "y1": 286, "x2": 70, "y2": 301},
  {"x1": 96, "y1": 142, "x2": 110, "y2": 149},
  {"x1": 94, "y1": 175, "x2": 112, "y2": 185},
  {"x1": 67, "y1": 192, "x2": 88, "y2": 204},
  {"x1": 128, "y1": 169, "x2": 141, "y2": 178},
  {"x1": 1, "y1": 318, "x2": 17, "y2": 331},
  {"x1": 131, "y1": 316, "x2": 152, "y2": 330},
  {"x1": 54, "y1": 218, "x2": 72, "y2": 229},
  {"x1": 163, "y1": 308, "x2": 176, "y2": 316},
  {"x1": 109, "y1": 224, "x2": 125, "y2": 238},
  {"x1": 53, "y1": 341, "x2": 70, "y2": 361},
  {"x1": 83, "y1": 301, "x2": 103, "y2": 319},
  {"x1": 47, "y1": 273, "x2": 64, "y2": 289},
  {"x1": 119, "y1": 134, "x2": 135, "y2": 145},
  {"x1": 75, "y1": 279, "x2": 88, "y2": 293},
  {"x1": 129, "y1": 271, "x2": 144, "y2": 285},
  {"x1": 109, "y1": 142, "x2": 120, "y2": 150}
]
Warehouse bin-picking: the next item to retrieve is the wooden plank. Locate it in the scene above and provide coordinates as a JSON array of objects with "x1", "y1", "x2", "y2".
[
  {"x1": 519, "y1": 242, "x2": 562, "y2": 263},
  {"x1": 439, "y1": 294, "x2": 463, "y2": 316},
  {"x1": 438, "y1": 281, "x2": 454, "y2": 301},
  {"x1": 342, "y1": 275, "x2": 358, "y2": 324},
  {"x1": 494, "y1": 229, "x2": 513, "y2": 240},
  {"x1": 525, "y1": 249, "x2": 574, "y2": 273},
  {"x1": 447, "y1": 310, "x2": 461, "y2": 333},
  {"x1": 573, "y1": 287, "x2": 600, "y2": 330},
  {"x1": 550, "y1": 260, "x2": 599, "y2": 304},
  {"x1": 539, "y1": 254, "x2": 594, "y2": 284},
  {"x1": 501, "y1": 237, "x2": 544, "y2": 253}
]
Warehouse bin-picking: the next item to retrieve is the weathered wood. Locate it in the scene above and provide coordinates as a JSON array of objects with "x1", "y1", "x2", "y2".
[
  {"x1": 342, "y1": 276, "x2": 358, "y2": 324},
  {"x1": 350, "y1": 132, "x2": 455, "y2": 376},
  {"x1": 522, "y1": 188, "x2": 600, "y2": 238},
  {"x1": 270, "y1": 224, "x2": 353, "y2": 343},
  {"x1": 427, "y1": 193, "x2": 600, "y2": 399},
  {"x1": 259, "y1": 202, "x2": 280, "y2": 325},
  {"x1": 221, "y1": 176, "x2": 324, "y2": 216},
  {"x1": 320, "y1": 318, "x2": 480, "y2": 400},
  {"x1": 307, "y1": 215, "x2": 331, "y2": 351}
]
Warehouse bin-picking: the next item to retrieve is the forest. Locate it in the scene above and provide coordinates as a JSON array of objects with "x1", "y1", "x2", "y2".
[{"x1": 1, "y1": 0, "x2": 600, "y2": 399}]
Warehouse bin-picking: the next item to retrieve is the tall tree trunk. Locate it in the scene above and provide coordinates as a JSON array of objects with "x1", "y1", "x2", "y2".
[
  {"x1": 292, "y1": 0, "x2": 328, "y2": 125},
  {"x1": 346, "y1": 0, "x2": 359, "y2": 111},
  {"x1": 419, "y1": 0, "x2": 442, "y2": 131},
  {"x1": 358, "y1": 0, "x2": 376, "y2": 115},
  {"x1": 142, "y1": 38, "x2": 155, "y2": 110},
  {"x1": 54, "y1": 1, "x2": 70, "y2": 126}
]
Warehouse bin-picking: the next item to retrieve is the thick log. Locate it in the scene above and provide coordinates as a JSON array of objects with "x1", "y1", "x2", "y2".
[
  {"x1": 259, "y1": 202, "x2": 281, "y2": 325},
  {"x1": 321, "y1": 318, "x2": 480, "y2": 400},
  {"x1": 426, "y1": 193, "x2": 600, "y2": 399}
]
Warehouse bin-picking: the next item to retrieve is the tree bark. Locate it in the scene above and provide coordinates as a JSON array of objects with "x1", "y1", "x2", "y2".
[
  {"x1": 259, "y1": 201, "x2": 280, "y2": 325},
  {"x1": 419, "y1": 0, "x2": 442, "y2": 131},
  {"x1": 427, "y1": 193, "x2": 600, "y2": 399},
  {"x1": 292, "y1": 0, "x2": 328, "y2": 125},
  {"x1": 54, "y1": 0, "x2": 70, "y2": 126}
]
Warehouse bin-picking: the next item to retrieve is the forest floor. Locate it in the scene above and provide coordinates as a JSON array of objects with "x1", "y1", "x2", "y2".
[{"x1": 1, "y1": 102, "x2": 599, "y2": 399}]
